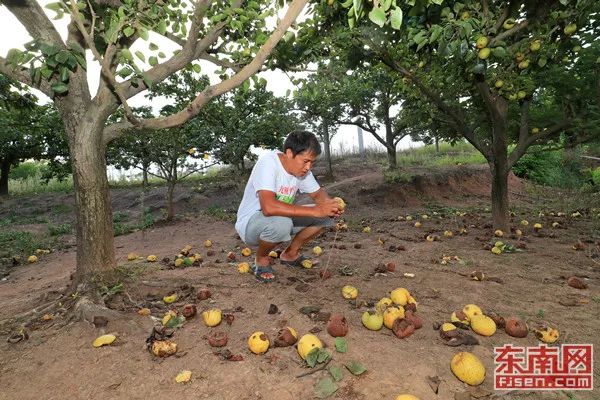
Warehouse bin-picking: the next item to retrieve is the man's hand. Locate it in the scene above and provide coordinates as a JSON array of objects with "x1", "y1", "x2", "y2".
[{"x1": 314, "y1": 198, "x2": 342, "y2": 218}]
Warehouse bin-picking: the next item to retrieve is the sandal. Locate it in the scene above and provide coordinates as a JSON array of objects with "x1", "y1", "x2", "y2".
[
  {"x1": 280, "y1": 254, "x2": 318, "y2": 269},
  {"x1": 251, "y1": 263, "x2": 275, "y2": 283}
]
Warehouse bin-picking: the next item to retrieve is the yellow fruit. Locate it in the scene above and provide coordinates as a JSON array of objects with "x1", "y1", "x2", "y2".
[
  {"x1": 138, "y1": 308, "x2": 151, "y2": 316},
  {"x1": 390, "y1": 287, "x2": 410, "y2": 306},
  {"x1": 534, "y1": 223, "x2": 542, "y2": 229},
  {"x1": 268, "y1": 250, "x2": 278, "y2": 258},
  {"x1": 535, "y1": 327, "x2": 559, "y2": 343},
  {"x1": 202, "y1": 309, "x2": 222, "y2": 327},
  {"x1": 532, "y1": 127, "x2": 540, "y2": 134},
  {"x1": 552, "y1": 222, "x2": 559, "y2": 228},
  {"x1": 396, "y1": 395, "x2": 420, "y2": 400},
  {"x1": 494, "y1": 80, "x2": 504, "y2": 88},
  {"x1": 494, "y1": 241, "x2": 504, "y2": 248},
  {"x1": 530, "y1": 40, "x2": 541, "y2": 51},
  {"x1": 341, "y1": 285, "x2": 358, "y2": 299},
  {"x1": 151, "y1": 340, "x2": 177, "y2": 357},
  {"x1": 470, "y1": 315, "x2": 497, "y2": 336},
  {"x1": 333, "y1": 196, "x2": 346, "y2": 211},
  {"x1": 163, "y1": 294, "x2": 177, "y2": 304},
  {"x1": 241, "y1": 247, "x2": 252, "y2": 257},
  {"x1": 312, "y1": 246, "x2": 323, "y2": 256},
  {"x1": 463, "y1": 304, "x2": 483, "y2": 320},
  {"x1": 518, "y1": 60, "x2": 530, "y2": 70},
  {"x1": 162, "y1": 310, "x2": 177, "y2": 326},
  {"x1": 92, "y1": 334, "x2": 116, "y2": 348},
  {"x1": 444, "y1": 230, "x2": 453, "y2": 237},
  {"x1": 426, "y1": 235, "x2": 435, "y2": 242},
  {"x1": 146, "y1": 255, "x2": 157, "y2": 262},
  {"x1": 204, "y1": 239, "x2": 212, "y2": 247},
  {"x1": 451, "y1": 352, "x2": 486, "y2": 385},
  {"x1": 362, "y1": 226, "x2": 371, "y2": 233},
  {"x1": 181, "y1": 244, "x2": 192, "y2": 254},
  {"x1": 441, "y1": 322, "x2": 457, "y2": 332},
  {"x1": 376, "y1": 297, "x2": 393, "y2": 313},
  {"x1": 421, "y1": 214, "x2": 429, "y2": 220},
  {"x1": 491, "y1": 247, "x2": 502, "y2": 255},
  {"x1": 238, "y1": 262, "x2": 250, "y2": 273},
  {"x1": 127, "y1": 252, "x2": 138, "y2": 261},
  {"x1": 520, "y1": 220, "x2": 529, "y2": 226},
  {"x1": 460, "y1": 11, "x2": 470, "y2": 20},
  {"x1": 175, "y1": 370, "x2": 192, "y2": 383},
  {"x1": 406, "y1": 215, "x2": 413, "y2": 221},
  {"x1": 494, "y1": 229, "x2": 503, "y2": 237},
  {"x1": 297, "y1": 334, "x2": 323, "y2": 359},
  {"x1": 27, "y1": 255, "x2": 38, "y2": 263},
  {"x1": 361, "y1": 310, "x2": 384, "y2": 331},
  {"x1": 383, "y1": 306, "x2": 405, "y2": 329},
  {"x1": 515, "y1": 229, "x2": 522, "y2": 236},
  {"x1": 414, "y1": 221, "x2": 422, "y2": 228},
  {"x1": 407, "y1": 295, "x2": 418, "y2": 309},
  {"x1": 476, "y1": 36, "x2": 488, "y2": 49},
  {"x1": 301, "y1": 259, "x2": 313, "y2": 269},
  {"x1": 174, "y1": 258, "x2": 184, "y2": 267},
  {"x1": 248, "y1": 331, "x2": 270, "y2": 354},
  {"x1": 477, "y1": 47, "x2": 491, "y2": 60}
]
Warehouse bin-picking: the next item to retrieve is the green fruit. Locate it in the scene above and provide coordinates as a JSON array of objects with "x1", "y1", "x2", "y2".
[
  {"x1": 461, "y1": 11, "x2": 470, "y2": 20},
  {"x1": 476, "y1": 37, "x2": 489, "y2": 49},
  {"x1": 517, "y1": 91, "x2": 526, "y2": 99},
  {"x1": 572, "y1": 45, "x2": 581, "y2": 53},
  {"x1": 529, "y1": 40, "x2": 541, "y2": 52},
  {"x1": 518, "y1": 60, "x2": 530, "y2": 69},
  {"x1": 494, "y1": 80, "x2": 504, "y2": 89},
  {"x1": 478, "y1": 48, "x2": 491, "y2": 60},
  {"x1": 503, "y1": 18, "x2": 516, "y2": 30},
  {"x1": 508, "y1": 93, "x2": 518, "y2": 101},
  {"x1": 564, "y1": 23, "x2": 577, "y2": 35}
]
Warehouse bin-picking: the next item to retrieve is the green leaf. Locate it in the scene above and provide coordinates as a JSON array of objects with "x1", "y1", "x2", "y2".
[
  {"x1": 51, "y1": 82, "x2": 68, "y2": 94},
  {"x1": 141, "y1": 73, "x2": 152, "y2": 88},
  {"x1": 157, "y1": 20, "x2": 167, "y2": 35},
  {"x1": 353, "y1": 0, "x2": 362, "y2": 19},
  {"x1": 368, "y1": 7, "x2": 386, "y2": 27},
  {"x1": 491, "y1": 46, "x2": 507, "y2": 58},
  {"x1": 334, "y1": 337, "x2": 347, "y2": 353},
  {"x1": 120, "y1": 49, "x2": 133, "y2": 61},
  {"x1": 345, "y1": 361, "x2": 367, "y2": 376},
  {"x1": 59, "y1": 67, "x2": 69, "y2": 82},
  {"x1": 149, "y1": 43, "x2": 159, "y2": 51},
  {"x1": 55, "y1": 50, "x2": 69, "y2": 64},
  {"x1": 192, "y1": 64, "x2": 201, "y2": 73},
  {"x1": 40, "y1": 66, "x2": 54, "y2": 79},
  {"x1": 382, "y1": 0, "x2": 392, "y2": 11},
  {"x1": 40, "y1": 42, "x2": 60, "y2": 57},
  {"x1": 429, "y1": 25, "x2": 442, "y2": 43},
  {"x1": 116, "y1": 68, "x2": 132, "y2": 78},
  {"x1": 135, "y1": 51, "x2": 146, "y2": 62},
  {"x1": 123, "y1": 26, "x2": 135, "y2": 37},
  {"x1": 317, "y1": 349, "x2": 331, "y2": 364},
  {"x1": 138, "y1": 27, "x2": 149, "y2": 41},
  {"x1": 329, "y1": 365, "x2": 344, "y2": 382},
  {"x1": 390, "y1": 7, "x2": 403, "y2": 30},
  {"x1": 314, "y1": 377, "x2": 338, "y2": 399},
  {"x1": 306, "y1": 348, "x2": 320, "y2": 368},
  {"x1": 148, "y1": 56, "x2": 158, "y2": 66},
  {"x1": 45, "y1": 2, "x2": 63, "y2": 11},
  {"x1": 538, "y1": 57, "x2": 547, "y2": 67},
  {"x1": 158, "y1": 52, "x2": 166, "y2": 58}
]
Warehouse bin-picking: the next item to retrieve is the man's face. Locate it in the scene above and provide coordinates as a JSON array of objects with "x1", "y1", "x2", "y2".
[{"x1": 285, "y1": 149, "x2": 317, "y2": 177}]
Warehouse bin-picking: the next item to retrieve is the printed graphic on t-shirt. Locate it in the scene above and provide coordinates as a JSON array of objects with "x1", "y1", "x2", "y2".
[{"x1": 276, "y1": 185, "x2": 297, "y2": 204}]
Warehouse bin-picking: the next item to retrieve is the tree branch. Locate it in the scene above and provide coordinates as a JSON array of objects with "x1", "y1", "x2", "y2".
[
  {"x1": 3, "y1": 0, "x2": 65, "y2": 48},
  {"x1": 198, "y1": 53, "x2": 244, "y2": 72},
  {"x1": 481, "y1": 0, "x2": 489, "y2": 18},
  {"x1": 491, "y1": 1, "x2": 514, "y2": 33},
  {"x1": 508, "y1": 119, "x2": 571, "y2": 168},
  {"x1": 0, "y1": 57, "x2": 51, "y2": 96},
  {"x1": 103, "y1": 0, "x2": 310, "y2": 144},
  {"x1": 489, "y1": 20, "x2": 530, "y2": 47}
]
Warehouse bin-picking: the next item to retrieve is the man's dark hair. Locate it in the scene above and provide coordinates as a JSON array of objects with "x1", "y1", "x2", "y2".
[{"x1": 283, "y1": 130, "x2": 322, "y2": 157}]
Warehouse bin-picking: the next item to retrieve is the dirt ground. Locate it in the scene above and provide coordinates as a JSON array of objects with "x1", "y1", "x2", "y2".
[{"x1": 0, "y1": 162, "x2": 599, "y2": 400}]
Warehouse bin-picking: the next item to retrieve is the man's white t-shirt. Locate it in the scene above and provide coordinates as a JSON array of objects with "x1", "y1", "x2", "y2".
[{"x1": 235, "y1": 150, "x2": 321, "y2": 242}]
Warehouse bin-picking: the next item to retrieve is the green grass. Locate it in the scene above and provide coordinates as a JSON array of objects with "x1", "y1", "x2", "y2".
[
  {"x1": 48, "y1": 223, "x2": 72, "y2": 236},
  {"x1": 0, "y1": 231, "x2": 53, "y2": 259},
  {"x1": 203, "y1": 204, "x2": 236, "y2": 222},
  {"x1": 396, "y1": 142, "x2": 487, "y2": 167}
]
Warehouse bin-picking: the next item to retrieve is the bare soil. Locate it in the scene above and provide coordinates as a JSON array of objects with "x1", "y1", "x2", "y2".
[{"x1": 0, "y1": 162, "x2": 599, "y2": 400}]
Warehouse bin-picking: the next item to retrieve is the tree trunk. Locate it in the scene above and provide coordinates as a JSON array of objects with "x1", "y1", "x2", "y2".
[
  {"x1": 142, "y1": 162, "x2": 149, "y2": 187},
  {"x1": 489, "y1": 100, "x2": 510, "y2": 232},
  {"x1": 323, "y1": 123, "x2": 333, "y2": 178},
  {"x1": 166, "y1": 180, "x2": 176, "y2": 221},
  {"x1": 384, "y1": 105, "x2": 397, "y2": 169},
  {"x1": 435, "y1": 137, "x2": 440, "y2": 153},
  {"x1": 69, "y1": 122, "x2": 117, "y2": 284},
  {"x1": 0, "y1": 159, "x2": 10, "y2": 196}
]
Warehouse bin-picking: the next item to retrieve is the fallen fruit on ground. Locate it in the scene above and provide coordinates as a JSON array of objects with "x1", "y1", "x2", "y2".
[
  {"x1": 248, "y1": 331, "x2": 270, "y2": 354},
  {"x1": 182, "y1": 304, "x2": 197, "y2": 319},
  {"x1": 470, "y1": 315, "x2": 496, "y2": 336},
  {"x1": 204, "y1": 239, "x2": 212, "y2": 247},
  {"x1": 444, "y1": 230, "x2": 453, "y2": 237},
  {"x1": 390, "y1": 287, "x2": 410, "y2": 306},
  {"x1": 208, "y1": 331, "x2": 228, "y2": 347},
  {"x1": 451, "y1": 311, "x2": 470, "y2": 328},
  {"x1": 362, "y1": 226, "x2": 371, "y2": 233},
  {"x1": 463, "y1": 304, "x2": 483, "y2": 320},
  {"x1": 567, "y1": 276, "x2": 588, "y2": 289},
  {"x1": 268, "y1": 250, "x2": 278, "y2": 258},
  {"x1": 175, "y1": 370, "x2": 192, "y2": 383},
  {"x1": 146, "y1": 255, "x2": 157, "y2": 262},
  {"x1": 163, "y1": 294, "x2": 177, "y2": 304},
  {"x1": 494, "y1": 229, "x2": 503, "y2": 237},
  {"x1": 451, "y1": 351, "x2": 486, "y2": 386},
  {"x1": 301, "y1": 259, "x2": 313, "y2": 269},
  {"x1": 535, "y1": 326, "x2": 559, "y2": 343},
  {"x1": 491, "y1": 246, "x2": 502, "y2": 255},
  {"x1": 274, "y1": 327, "x2": 298, "y2": 347},
  {"x1": 392, "y1": 318, "x2": 415, "y2": 338},
  {"x1": 127, "y1": 252, "x2": 138, "y2": 261},
  {"x1": 534, "y1": 223, "x2": 542, "y2": 230},
  {"x1": 196, "y1": 288, "x2": 211, "y2": 300},
  {"x1": 297, "y1": 334, "x2": 323, "y2": 360},
  {"x1": 241, "y1": 247, "x2": 252, "y2": 257},
  {"x1": 327, "y1": 314, "x2": 349, "y2": 337},
  {"x1": 361, "y1": 310, "x2": 384, "y2": 331},
  {"x1": 376, "y1": 297, "x2": 393, "y2": 313},
  {"x1": 27, "y1": 255, "x2": 38, "y2": 263},
  {"x1": 151, "y1": 340, "x2": 177, "y2": 357},
  {"x1": 395, "y1": 395, "x2": 420, "y2": 400},
  {"x1": 414, "y1": 221, "x2": 422, "y2": 228},
  {"x1": 238, "y1": 262, "x2": 250, "y2": 273},
  {"x1": 504, "y1": 317, "x2": 528, "y2": 338},
  {"x1": 202, "y1": 309, "x2": 222, "y2": 327},
  {"x1": 383, "y1": 306, "x2": 405, "y2": 329},
  {"x1": 341, "y1": 285, "x2": 358, "y2": 299},
  {"x1": 312, "y1": 246, "x2": 323, "y2": 256},
  {"x1": 92, "y1": 334, "x2": 116, "y2": 348},
  {"x1": 174, "y1": 258, "x2": 184, "y2": 267}
]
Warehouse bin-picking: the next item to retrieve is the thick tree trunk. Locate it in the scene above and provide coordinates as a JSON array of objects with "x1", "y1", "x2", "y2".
[
  {"x1": 435, "y1": 137, "x2": 440, "y2": 153},
  {"x1": 323, "y1": 123, "x2": 333, "y2": 178},
  {"x1": 0, "y1": 159, "x2": 10, "y2": 196},
  {"x1": 386, "y1": 145, "x2": 397, "y2": 169},
  {"x1": 384, "y1": 109, "x2": 397, "y2": 169},
  {"x1": 142, "y1": 163, "x2": 149, "y2": 187},
  {"x1": 489, "y1": 100, "x2": 510, "y2": 232},
  {"x1": 69, "y1": 122, "x2": 117, "y2": 284}
]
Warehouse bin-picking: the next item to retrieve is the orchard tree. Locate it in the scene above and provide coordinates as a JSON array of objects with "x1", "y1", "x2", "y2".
[
  {"x1": 307, "y1": 0, "x2": 600, "y2": 230},
  {"x1": 0, "y1": 74, "x2": 63, "y2": 195},
  {"x1": 0, "y1": 0, "x2": 309, "y2": 290}
]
